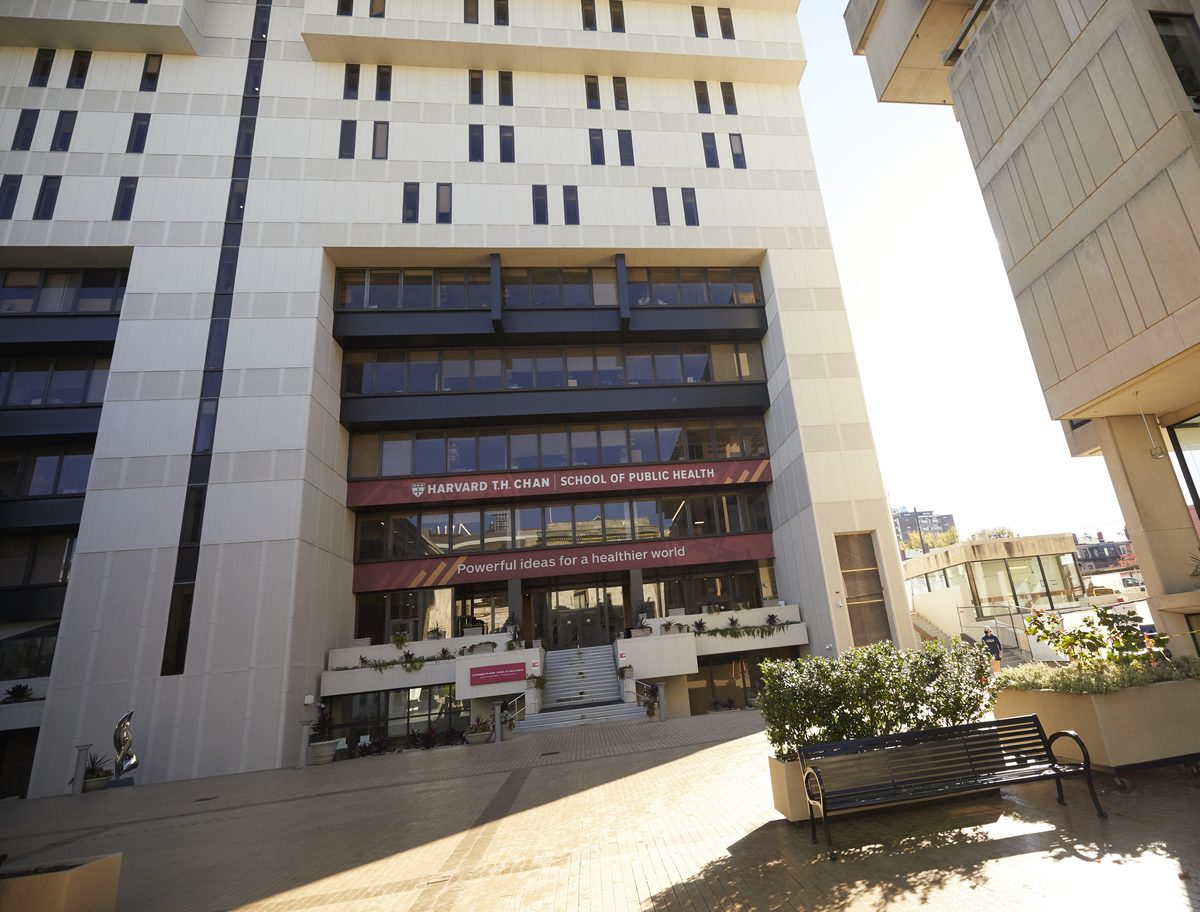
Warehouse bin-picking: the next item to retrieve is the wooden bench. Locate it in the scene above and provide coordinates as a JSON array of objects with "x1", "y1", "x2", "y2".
[{"x1": 799, "y1": 714, "x2": 1107, "y2": 857}]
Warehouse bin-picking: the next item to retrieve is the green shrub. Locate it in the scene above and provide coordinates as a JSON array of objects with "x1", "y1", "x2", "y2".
[
  {"x1": 996, "y1": 655, "x2": 1200, "y2": 694},
  {"x1": 758, "y1": 640, "x2": 997, "y2": 761}
]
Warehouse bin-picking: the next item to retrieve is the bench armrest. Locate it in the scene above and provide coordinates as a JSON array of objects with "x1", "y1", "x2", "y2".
[
  {"x1": 801, "y1": 762, "x2": 826, "y2": 811},
  {"x1": 1046, "y1": 730, "x2": 1093, "y2": 770}
]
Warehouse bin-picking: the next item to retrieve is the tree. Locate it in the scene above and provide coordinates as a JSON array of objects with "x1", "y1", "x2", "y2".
[
  {"x1": 1117, "y1": 550, "x2": 1137, "y2": 566},
  {"x1": 970, "y1": 526, "x2": 1017, "y2": 541},
  {"x1": 899, "y1": 527, "x2": 959, "y2": 552}
]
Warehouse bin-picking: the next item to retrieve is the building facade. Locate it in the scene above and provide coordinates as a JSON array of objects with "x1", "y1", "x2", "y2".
[
  {"x1": 891, "y1": 505, "x2": 955, "y2": 544},
  {"x1": 846, "y1": 0, "x2": 1200, "y2": 658},
  {"x1": 1, "y1": 0, "x2": 912, "y2": 798}
]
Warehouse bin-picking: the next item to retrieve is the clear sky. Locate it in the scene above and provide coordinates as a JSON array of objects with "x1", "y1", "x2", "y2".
[{"x1": 793, "y1": 2, "x2": 1130, "y2": 541}]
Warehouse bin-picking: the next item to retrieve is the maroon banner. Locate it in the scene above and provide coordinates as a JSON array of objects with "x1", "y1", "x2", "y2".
[
  {"x1": 348, "y1": 458, "x2": 772, "y2": 508},
  {"x1": 470, "y1": 663, "x2": 527, "y2": 686},
  {"x1": 353, "y1": 532, "x2": 775, "y2": 592}
]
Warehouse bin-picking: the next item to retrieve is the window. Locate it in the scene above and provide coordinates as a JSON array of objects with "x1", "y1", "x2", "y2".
[
  {"x1": 253, "y1": 4, "x2": 271, "y2": 38},
  {"x1": 373, "y1": 122, "x2": 388, "y2": 159},
  {"x1": 235, "y1": 117, "x2": 255, "y2": 156},
  {"x1": 403, "y1": 183, "x2": 419, "y2": 222},
  {"x1": 0, "y1": 177, "x2": 19, "y2": 220},
  {"x1": 160, "y1": 584, "x2": 194, "y2": 676},
  {"x1": 611, "y1": 130, "x2": 632, "y2": 167},
  {"x1": 113, "y1": 177, "x2": 138, "y2": 220},
  {"x1": 494, "y1": 0, "x2": 508, "y2": 25},
  {"x1": 140, "y1": 54, "x2": 162, "y2": 92},
  {"x1": 33, "y1": 177, "x2": 60, "y2": 220},
  {"x1": 691, "y1": 6, "x2": 707, "y2": 37},
  {"x1": 585, "y1": 75, "x2": 601, "y2": 109},
  {"x1": 582, "y1": 0, "x2": 597, "y2": 30},
  {"x1": 67, "y1": 51, "x2": 92, "y2": 89},
  {"x1": 48, "y1": 111, "x2": 76, "y2": 152},
  {"x1": 469, "y1": 124, "x2": 484, "y2": 161},
  {"x1": 721, "y1": 81, "x2": 737, "y2": 114},
  {"x1": 589, "y1": 128, "x2": 605, "y2": 164},
  {"x1": 717, "y1": 7, "x2": 734, "y2": 38},
  {"x1": 376, "y1": 65, "x2": 392, "y2": 100},
  {"x1": 12, "y1": 111, "x2": 37, "y2": 151},
  {"x1": 344, "y1": 63, "x2": 360, "y2": 99},
  {"x1": 694, "y1": 81, "x2": 710, "y2": 113},
  {"x1": 469, "y1": 69, "x2": 483, "y2": 104},
  {"x1": 226, "y1": 179, "x2": 247, "y2": 221},
  {"x1": 370, "y1": 0, "x2": 384, "y2": 16},
  {"x1": 532, "y1": 185, "x2": 548, "y2": 224},
  {"x1": 499, "y1": 125, "x2": 515, "y2": 162},
  {"x1": 610, "y1": 0, "x2": 625, "y2": 31},
  {"x1": 836, "y1": 533, "x2": 891, "y2": 646},
  {"x1": 244, "y1": 58, "x2": 263, "y2": 97},
  {"x1": 436, "y1": 183, "x2": 452, "y2": 223},
  {"x1": 1153, "y1": 13, "x2": 1200, "y2": 111},
  {"x1": 0, "y1": 623, "x2": 58, "y2": 679},
  {"x1": 681, "y1": 189, "x2": 699, "y2": 225},
  {"x1": 0, "y1": 536, "x2": 75, "y2": 587},
  {"x1": 499, "y1": 71, "x2": 513, "y2": 105},
  {"x1": 465, "y1": 0, "x2": 478, "y2": 22},
  {"x1": 652, "y1": 187, "x2": 669, "y2": 225},
  {"x1": 0, "y1": 269, "x2": 126, "y2": 314},
  {"x1": 1, "y1": 447, "x2": 94, "y2": 497},
  {"x1": 30, "y1": 49, "x2": 54, "y2": 88},
  {"x1": 127, "y1": 113, "x2": 151, "y2": 153},
  {"x1": 563, "y1": 186, "x2": 579, "y2": 225},
  {"x1": 337, "y1": 0, "x2": 352, "y2": 14},
  {"x1": 613, "y1": 76, "x2": 629, "y2": 110},
  {"x1": 701, "y1": 132, "x2": 718, "y2": 167},
  {"x1": 729, "y1": 133, "x2": 746, "y2": 168},
  {"x1": 0, "y1": 357, "x2": 110, "y2": 405},
  {"x1": 339, "y1": 120, "x2": 356, "y2": 158}
]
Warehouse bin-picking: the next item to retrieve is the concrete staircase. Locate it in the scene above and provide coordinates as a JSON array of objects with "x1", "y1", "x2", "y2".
[
  {"x1": 911, "y1": 613, "x2": 955, "y2": 642},
  {"x1": 514, "y1": 645, "x2": 643, "y2": 733}
]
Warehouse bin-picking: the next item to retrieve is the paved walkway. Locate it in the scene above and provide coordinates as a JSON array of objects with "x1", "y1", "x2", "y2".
[{"x1": 1, "y1": 711, "x2": 1197, "y2": 911}]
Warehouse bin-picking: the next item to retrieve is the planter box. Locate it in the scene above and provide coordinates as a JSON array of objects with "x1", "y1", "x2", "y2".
[
  {"x1": 464, "y1": 731, "x2": 493, "y2": 745},
  {"x1": 767, "y1": 756, "x2": 810, "y2": 822},
  {"x1": 0, "y1": 853, "x2": 121, "y2": 912},
  {"x1": 994, "y1": 678, "x2": 1200, "y2": 771},
  {"x1": 82, "y1": 776, "x2": 112, "y2": 793},
  {"x1": 310, "y1": 740, "x2": 338, "y2": 765},
  {"x1": 630, "y1": 628, "x2": 652, "y2": 637}
]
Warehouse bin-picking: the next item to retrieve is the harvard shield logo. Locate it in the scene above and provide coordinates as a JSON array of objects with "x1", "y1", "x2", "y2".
[{"x1": 411, "y1": 482, "x2": 425, "y2": 497}]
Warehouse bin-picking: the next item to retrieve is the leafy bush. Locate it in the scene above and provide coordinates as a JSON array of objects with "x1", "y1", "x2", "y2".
[
  {"x1": 758, "y1": 640, "x2": 997, "y2": 761},
  {"x1": 310, "y1": 708, "x2": 334, "y2": 742},
  {"x1": 996, "y1": 654, "x2": 1200, "y2": 694},
  {"x1": 1024, "y1": 604, "x2": 1169, "y2": 667}
]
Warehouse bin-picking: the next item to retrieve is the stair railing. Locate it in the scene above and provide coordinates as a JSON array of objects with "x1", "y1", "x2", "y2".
[{"x1": 633, "y1": 679, "x2": 663, "y2": 722}]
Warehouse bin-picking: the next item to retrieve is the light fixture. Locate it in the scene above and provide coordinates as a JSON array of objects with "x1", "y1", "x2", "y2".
[{"x1": 1133, "y1": 391, "x2": 1167, "y2": 459}]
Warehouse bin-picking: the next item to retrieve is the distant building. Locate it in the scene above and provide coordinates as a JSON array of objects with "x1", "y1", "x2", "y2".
[
  {"x1": 892, "y1": 507, "x2": 956, "y2": 545},
  {"x1": 1074, "y1": 535, "x2": 1134, "y2": 573}
]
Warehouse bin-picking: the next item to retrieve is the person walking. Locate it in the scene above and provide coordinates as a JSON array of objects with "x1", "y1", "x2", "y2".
[{"x1": 981, "y1": 628, "x2": 1003, "y2": 674}]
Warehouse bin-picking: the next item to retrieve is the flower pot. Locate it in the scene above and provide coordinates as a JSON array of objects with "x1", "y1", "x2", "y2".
[
  {"x1": 767, "y1": 756, "x2": 810, "y2": 822},
  {"x1": 310, "y1": 739, "x2": 338, "y2": 765},
  {"x1": 473, "y1": 643, "x2": 495, "y2": 654},
  {"x1": 82, "y1": 776, "x2": 112, "y2": 793},
  {"x1": 465, "y1": 731, "x2": 494, "y2": 745},
  {"x1": 631, "y1": 628, "x2": 652, "y2": 637}
]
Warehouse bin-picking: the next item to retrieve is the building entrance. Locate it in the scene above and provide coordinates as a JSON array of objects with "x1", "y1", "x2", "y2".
[{"x1": 553, "y1": 607, "x2": 604, "y2": 648}]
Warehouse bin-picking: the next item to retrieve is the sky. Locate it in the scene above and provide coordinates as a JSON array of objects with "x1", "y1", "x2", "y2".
[{"x1": 791, "y1": 2, "x2": 1130, "y2": 541}]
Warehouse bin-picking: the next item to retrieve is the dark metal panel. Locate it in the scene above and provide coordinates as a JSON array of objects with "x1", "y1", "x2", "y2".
[
  {"x1": 333, "y1": 310, "x2": 498, "y2": 349},
  {"x1": 340, "y1": 383, "x2": 770, "y2": 430},
  {"x1": 0, "y1": 408, "x2": 102, "y2": 441},
  {"x1": 0, "y1": 585, "x2": 67, "y2": 624},
  {"x1": 0, "y1": 496, "x2": 85, "y2": 531},
  {"x1": 0, "y1": 315, "x2": 120, "y2": 357}
]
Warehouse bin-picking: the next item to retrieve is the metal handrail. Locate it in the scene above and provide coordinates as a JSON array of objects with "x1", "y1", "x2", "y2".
[{"x1": 508, "y1": 691, "x2": 526, "y2": 722}]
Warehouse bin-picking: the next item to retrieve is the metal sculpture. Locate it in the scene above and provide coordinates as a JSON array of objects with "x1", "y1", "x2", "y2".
[{"x1": 112, "y1": 710, "x2": 138, "y2": 780}]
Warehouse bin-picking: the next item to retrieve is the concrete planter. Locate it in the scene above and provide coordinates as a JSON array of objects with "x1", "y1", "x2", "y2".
[
  {"x1": 767, "y1": 756, "x2": 810, "y2": 822},
  {"x1": 630, "y1": 628, "x2": 652, "y2": 637},
  {"x1": 82, "y1": 776, "x2": 112, "y2": 793},
  {"x1": 994, "y1": 678, "x2": 1200, "y2": 770},
  {"x1": 310, "y1": 740, "x2": 338, "y2": 765},
  {"x1": 0, "y1": 853, "x2": 122, "y2": 912},
  {"x1": 464, "y1": 731, "x2": 493, "y2": 745}
]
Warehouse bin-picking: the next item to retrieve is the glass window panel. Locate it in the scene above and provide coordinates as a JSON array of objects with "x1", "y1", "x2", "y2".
[
  {"x1": 566, "y1": 347, "x2": 594, "y2": 388},
  {"x1": 707, "y1": 268, "x2": 736, "y2": 305},
  {"x1": 540, "y1": 426, "x2": 569, "y2": 468},
  {"x1": 374, "y1": 352, "x2": 405, "y2": 394},
  {"x1": 736, "y1": 269, "x2": 763, "y2": 304},
  {"x1": 85, "y1": 358, "x2": 110, "y2": 403},
  {"x1": 571, "y1": 425, "x2": 599, "y2": 466},
  {"x1": 649, "y1": 268, "x2": 680, "y2": 306},
  {"x1": 502, "y1": 268, "x2": 529, "y2": 307},
  {"x1": 437, "y1": 270, "x2": 467, "y2": 309},
  {"x1": 504, "y1": 348, "x2": 533, "y2": 389},
  {"x1": 7, "y1": 360, "x2": 50, "y2": 406},
  {"x1": 681, "y1": 344, "x2": 711, "y2": 383},
  {"x1": 441, "y1": 351, "x2": 471, "y2": 391},
  {"x1": 20, "y1": 450, "x2": 60, "y2": 496},
  {"x1": 29, "y1": 535, "x2": 72, "y2": 584},
  {"x1": 633, "y1": 500, "x2": 661, "y2": 540},
  {"x1": 970, "y1": 559, "x2": 1014, "y2": 611},
  {"x1": 380, "y1": 432, "x2": 412, "y2": 476},
  {"x1": 474, "y1": 349, "x2": 501, "y2": 390},
  {"x1": 662, "y1": 496, "x2": 689, "y2": 538},
  {"x1": 530, "y1": 269, "x2": 561, "y2": 307},
  {"x1": 689, "y1": 495, "x2": 717, "y2": 534},
  {"x1": 0, "y1": 271, "x2": 40, "y2": 314},
  {"x1": 483, "y1": 508, "x2": 511, "y2": 551},
  {"x1": 592, "y1": 268, "x2": 617, "y2": 307},
  {"x1": 515, "y1": 507, "x2": 544, "y2": 549},
  {"x1": 561, "y1": 269, "x2": 591, "y2": 307},
  {"x1": 713, "y1": 418, "x2": 742, "y2": 459},
  {"x1": 741, "y1": 416, "x2": 766, "y2": 457},
  {"x1": 658, "y1": 421, "x2": 686, "y2": 461},
  {"x1": 600, "y1": 424, "x2": 629, "y2": 464},
  {"x1": 737, "y1": 343, "x2": 766, "y2": 381},
  {"x1": 402, "y1": 269, "x2": 433, "y2": 308},
  {"x1": 1007, "y1": 557, "x2": 1052, "y2": 611},
  {"x1": 421, "y1": 511, "x2": 450, "y2": 555},
  {"x1": 447, "y1": 431, "x2": 476, "y2": 473},
  {"x1": 337, "y1": 270, "x2": 366, "y2": 309},
  {"x1": 747, "y1": 490, "x2": 770, "y2": 531},
  {"x1": 350, "y1": 433, "x2": 380, "y2": 478},
  {"x1": 545, "y1": 504, "x2": 573, "y2": 547},
  {"x1": 626, "y1": 267, "x2": 650, "y2": 307},
  {"x1": 408, "y1": 351, "x2": 439, "y2": 393},
  {"x1": 595, "y1": 347, "x2": 624, "y2": 386},
  {"x1": 80, "y1": 269, "x2": 122, "y2": 313},
  {"x1": 452, "y1": 509, "x2": 482, "y2": 553},
  {"x1": 478, "y1": 429, "x2": 506, "y2": 471},
  {"x1": 679, "y1": 268, "x2": 708, "y2": 305},
  {"x1": 717, "y1": 494, "x2": 744, "y2": 534},
  {"x1": 414, "y1": 431, "x2": 445, "y2": 475},
  {"x1": 36, "y1": 272, "x2": 80, "y2": 313},
  {"x1": 390, "y1": 512, "x2": 421, "y2": 558},
  {"x1": 604, "y1": 501, "x2": 631, "y2": 541},
  {"x1": 685, "y1": 420, "x2": 715, "y2": 460},
  {"x1": 509, "y1": 427, "x2": 538, "y2": 469},
  {"x1": 535, "y1": 348, "x2": 564, "y2": 388},
  {"x1": 710, "y1": 344, "x2": 738, "y2": 382},
  {"x1": 357, "y1": 515, "x2": 387, "y2": 560},
  {"x1": 574, "y1": 503, "x2": 603, "y2": 544},
  {"x1": 625, "y1": 345, "x2": 653, "y2": 385},
  {"x1": 368, "y1": 269, "x2": 399, "y2": 309},
  {"x1": 628, "y1": 422, "x2": 657, "y2": 463},
  {"x1": 0, "y1": 450, "x2": 19, "y2": 498},
  {"x1": 652, "y1": 344, "x2": 682, "y2": 384},
  {"x1": 467, "y1": 269, "x2": 490, "y2": 307},
  {"x1": 0, "y1": 536, "x2": 31, "y2": 586},
  {"x1": 46, "y1": 359, "x2": 88, "y2": 405}
]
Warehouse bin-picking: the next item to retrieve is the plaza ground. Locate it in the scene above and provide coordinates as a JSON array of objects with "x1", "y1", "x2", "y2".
[{"x1": 0, "y1": 712, "x2": 1197, "y2": 911}]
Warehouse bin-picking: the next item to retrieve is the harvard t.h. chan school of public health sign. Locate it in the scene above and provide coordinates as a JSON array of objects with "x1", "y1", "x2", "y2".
[
  {"x1": 352, "y1": 532, "x2": 775, "y2": 592},
  {"x1": 347, "y1": 458, "x2": 772, "y2": 508}
]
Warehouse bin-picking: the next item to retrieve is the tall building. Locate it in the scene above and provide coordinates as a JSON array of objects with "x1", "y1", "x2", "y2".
[
  {"x1": 846, "y1": 0, "x2": 1200, "y2": 656},
  {"x1": 891, "y1": 506, "x2": 955, "y2": 544},
  {"x1": 0, "y1": 0, "x2": 912, "y2": 798}
]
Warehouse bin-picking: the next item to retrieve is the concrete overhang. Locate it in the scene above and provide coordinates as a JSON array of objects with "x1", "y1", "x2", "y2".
[
  {"x1": 0, "y1": 0, "x2": 203, "y2": 55},
  {"x1": 900, "y1": 534, "x2": 1080, "y2": 578}
]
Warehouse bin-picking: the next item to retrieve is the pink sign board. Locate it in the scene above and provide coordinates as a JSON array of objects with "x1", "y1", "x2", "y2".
[{"x1": 470, "y1": 663, "x2": 527, "y2": 686}]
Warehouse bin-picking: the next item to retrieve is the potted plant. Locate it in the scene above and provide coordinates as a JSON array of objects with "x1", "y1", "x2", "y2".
[
  {"x1": 630, "y1": 618, "x2": 652, "y2": 638},
  {"x1": 724, "y1": 697, "x2": 738, "y2": 711},
  {"x1": 82, "y1": 752, "x2": 113, "y2": 792},
  {"x1": 426, "y1": 626, "x2": 445, "y2": 640},
  {"x1": 469, "y1": 640, "x2": 495, "y2": 654},
  {"x1": 465, "y1": 715, "x2": 494, "y2": 745},
  {"x1": 309, "y1": 706, "x2": 338, "y2": 765},
  {"x1": 507, "y1": 627, "x2": 522, "y2": 651},
  {"x1": 692, "y1": 619, "x2": 707, "y2": 633},
  {"x1": 642, "y1": 683, "x2": 660, "y2": 718}
]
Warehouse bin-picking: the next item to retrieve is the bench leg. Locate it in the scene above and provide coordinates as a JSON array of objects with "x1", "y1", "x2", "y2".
[
  {"x1": 821, "y1": 806, "x2": 836, "y2": 860},
  {"x1": 1082, "y1": 769, "x2": 1108, "y2": 819},
  {"x1": 1055, "y1": 776, "x2": 1066, "y2": 807},
  {"x1": 810, "y1": 807, "x2": 818, "y2": 844}
]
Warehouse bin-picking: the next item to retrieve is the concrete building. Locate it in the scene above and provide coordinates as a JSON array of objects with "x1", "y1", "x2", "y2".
[
  {"x1": 846, "y1": 0, "x2": 1200, "y2": 657},
  {"x1": 1074, "y1": 534, "x2": 1134, "y2": 571},
  {"x1": 891, "y1": 505, "x2": 955, "y2": 544},
  {"x1": 0, "y1": 0, "x2": 912, "y2": 797}
]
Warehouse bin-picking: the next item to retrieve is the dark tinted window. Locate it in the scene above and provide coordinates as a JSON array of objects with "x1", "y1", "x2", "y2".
[
  {"x1": 691, "y1": 6, "x2": 707, "y2": 37},
  {"x1": 563, "y1": 186, "x2": 579, "y2": 225},
  {"x1": 589, "y1": 128, "x2": 605, "y2": 164},
  {"x1": 721, "y1": 81, "x2": 737, "y2": 114},
  {"x1": 617, "y1": 130, "x2": 634, "y2": 166},
  {"x1": 30, "y1": 49, "x2": 54, "y2": 88},
  {"x1": 376, "y1": 65, "x2": 392, "y2": 100},
  {"x1": 469, "y1": 69, "x2": 483, "y2": 104},
  {"x1": 127, "y1": 113, "x2": 151, "y2": 153},
  {"x1": 694, "y1": 81, "x2": 710, "y2": 113},
  {"x1": 613, "y1": 77, "x2": 629, "y2": 110},
  {"x1": 33, "y1": 177, "x2": 60, "y2": 221},
  {"x1": 12, "y1": 111, "x2": 37, "y2": 151},
  {"x1": 499, "y1": 125, "x2": 515, "y2": 162},
  {"x1": 701, "y1": 132, "x2": 718, "y2": 167},
  {"x1": 67, "y1": 51, "x2": 92, "y2": 89},
  {"x1": 0, "y1": 176, "x2": 20, "y2": 220},
  {"x1": 436, "y1": 183, "x2": 452, "y2": 224},
  {"x1": 403, "y1": 183, "x2": 419, "y2": 222},
  {"x1": 140, "y1": 54, "x2": 162, "y2": 92},
  {"x1": 373, "y1": 122, "x2": 388, "y2": 160},
  {"x1": 494, "y1": 0, "x2": 508, "y2": 25},
  {"x1": 469, "y1": 124, "x2": 484, "y2": 161},
  {"x1": 582, "y1": 0, "x2": 597, "y2": 30},
  {"x1": 729, "y1": 133, "x2": 746, "y2": 168},
  {"x1": 344, "y1": 64, "x2": 360, "y2": 99},
  {"x1": 610, "y1": 0, "x2": 625, "y2": 31},
  {"x1": 585, "y1": 75, "x2": 600, "y2": 109},
  {"x1": 652, "y1": 187, "x2": 669, "y2": 225},
  {"x1": 499, "y1": 71, "x2": 513, "y2": 105},
  {"x1": 339, "y1": 120, "x2": 356, "y2": 158},
  {"x1": 532, "y1": 185, "x2": 548, "y2": 224},
  {"x1": 465, "y1": 0, "x2": 479, "y2": 22},
  {"x1": 682, "y1": 188, "x2": 699, "y2": 226},
  {"x1": 113, "y1": 177, "x2": 138, "y2": 221},
  {"x1": 50, "y1": 111, "x2": 76, "y2": 152},
  {"x1": 718, "y1": 7, "x2": 735, "y2": 38}
]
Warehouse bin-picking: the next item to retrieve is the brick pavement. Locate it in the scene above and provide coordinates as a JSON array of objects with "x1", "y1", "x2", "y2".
[{"x1": 0, "y1": 711, "x2": 1197, "y2": 911}]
